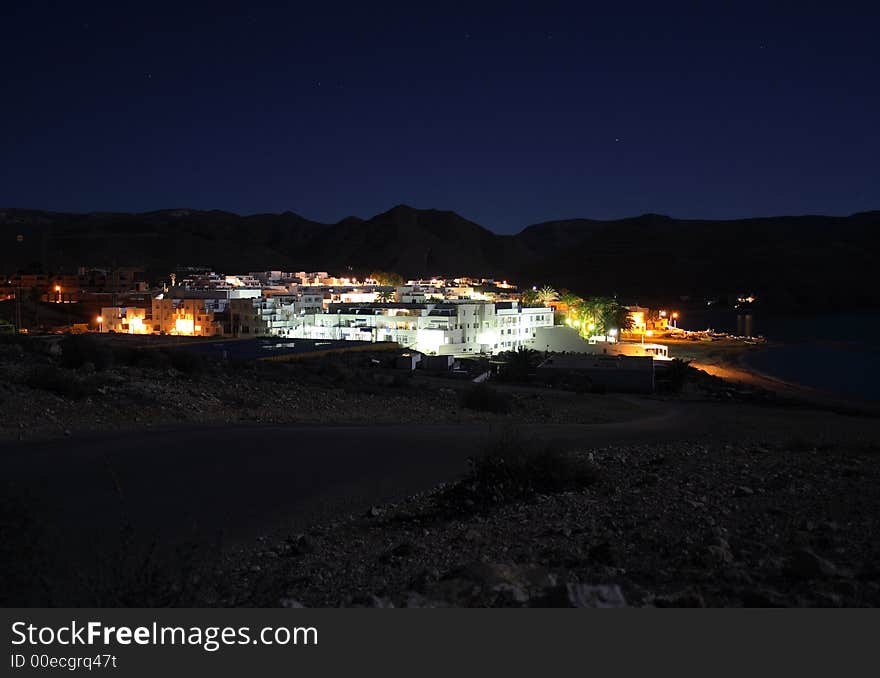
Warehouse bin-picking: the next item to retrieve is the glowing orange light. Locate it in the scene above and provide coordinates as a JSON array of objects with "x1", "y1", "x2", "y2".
[
  {"x1": 128, "y1": 316, "x2": 146, "y2": 334},
  {"x1": 175, "y1": 317, "x2": 195, "y2": 335}
]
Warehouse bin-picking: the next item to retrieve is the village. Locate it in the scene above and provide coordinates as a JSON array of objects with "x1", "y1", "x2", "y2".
[{"x1": 1, "y1": 267, "x2": 703, "y2": 395}]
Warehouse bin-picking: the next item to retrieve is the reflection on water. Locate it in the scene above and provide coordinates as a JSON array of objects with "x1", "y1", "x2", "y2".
[
  {"x1": 747, "y1": 344, "x2": 879, "y2": 402},
  {"x1": 680, "y1": 311, "x2": 880, "y2": 401},
  {"x1": 736, "y1": 314, "x2": 753, "y2": 337}
]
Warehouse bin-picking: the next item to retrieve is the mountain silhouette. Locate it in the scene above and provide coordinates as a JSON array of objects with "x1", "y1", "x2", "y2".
[{"x1": 2, "y1": 206, "x2": 877, "y2": 309}]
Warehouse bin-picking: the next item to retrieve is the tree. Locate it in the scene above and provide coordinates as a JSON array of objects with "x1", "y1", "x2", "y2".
[
  {"x1": 558, "y1": 289, "x2": 583, "y2": 309},
  {"x1": 520, "y1": 288, "x2": 540, "y2": 306},
  {"x1": 370, "y1": 270, "x2": 404, "y2": 286},
  {"x1": 593, "y1": 298, "x2": 633, "y2": 337},
  {"x1": 570, "y1": 297, "x2": 633, "y2": 338},
  {"x1": 573, "y1": 297, "x2": 604, "y2": 336},
  {"x1": 606, "y1": 303, "x2": 634, "y2": 336},
  {"x1": 497, "y1": 347, "x2": 542, "y2": 381},
  {"x1": 536, "y1": 286, "x2": 558, "y2": 306},
  {"x1": 375, "y1": 289, "x2": 395, "y2": 303},
  {"x1": 558, "y1": 289, "x2": 584, "y2": 325}
]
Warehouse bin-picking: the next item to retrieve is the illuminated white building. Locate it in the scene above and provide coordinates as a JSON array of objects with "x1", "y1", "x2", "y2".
[
  {"x1": 99, "y1": 307, "x2": 149, "y2": 334},
  {"x1": 290, "y1": 301, "x2": 553, "y2": 355}
]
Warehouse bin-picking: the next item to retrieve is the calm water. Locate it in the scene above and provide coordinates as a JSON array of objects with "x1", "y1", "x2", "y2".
[{"x1": 680, "y1": 310, "x2": 880, "y2": 402}]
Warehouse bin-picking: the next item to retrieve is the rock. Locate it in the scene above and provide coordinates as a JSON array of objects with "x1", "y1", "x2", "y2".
[
  {"x1": 367, "y1": 505, "x2": 384, "y2": 518},
  {"x1": 733, "y1": 485, "x2": 754, "y2": 497},
  {"x1": 814, "y1": 591, "x2": 842, "y2": 607},
  {"x1": 739, "y1": 588, "x2": 786, "y2": 607},
  {"x1": 429, "y1": 562, "x2": 557, "y2": 606},
  {"x1": 536, "y1": 583, "x2": 627, "y2": 608},
  {"x1": 348, "y1": 594, "x2": 395, "y2": 608},
  {"x1": 410, "y1": 567, "x2": 441, "y2": 592},
  {"x1": 279, "y1": 598, "x2": 305, "y2": 608},
  {"x1": 707, "y1": 542, "x2": 734, "y2": 565},
  {"x1": 785, "y1": 548, "x2": 837, "y2": 579},
  {"x1": 379, "y1": 541, "x2": 416, "y2": 563},
  {"x1": 463, "y1": 528, "x2": 483, "y2": 542},
  {"x1": 285, "y1": 534, "x2": 315, "y2": 555},
  {"x1": 653, "y1": 590, "x2": 706, "y2": 608},
  {"x1": 588, "y1": 541, "x2": 616, "y2": 565}
]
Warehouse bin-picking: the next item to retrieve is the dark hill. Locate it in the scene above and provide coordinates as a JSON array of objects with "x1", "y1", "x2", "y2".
[
  {"x1": 1, "y1": 206, "x2": 877, "y2": 310},
  {"x1": 523, "y1": 212, "x2": 879, "y2": 309}
]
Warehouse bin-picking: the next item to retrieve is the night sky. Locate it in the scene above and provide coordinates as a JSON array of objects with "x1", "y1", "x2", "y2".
[{"x1": 2, "y1": 2, "x2": 878, "y2": 233}]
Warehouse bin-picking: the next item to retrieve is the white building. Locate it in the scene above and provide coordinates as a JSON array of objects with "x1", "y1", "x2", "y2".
[{"x1": 290, "y1": 300, "x2": 553, "y2": 355}]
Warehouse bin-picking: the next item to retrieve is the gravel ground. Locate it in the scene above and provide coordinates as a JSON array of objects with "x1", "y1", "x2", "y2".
[
  {"x1": 0, "y1": 344, "x2": 642, "y2": 442},
  {"x1": 4, "y1": 337, "x2": 879, "y2": 607},
  {"x1": 222, "y1": 435, "x2": 880, "y2": 608}
]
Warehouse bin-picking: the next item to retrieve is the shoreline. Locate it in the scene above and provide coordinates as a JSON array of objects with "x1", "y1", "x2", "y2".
[{"x1": 662, "y1": 335, "x2": 880, "y2": 416}]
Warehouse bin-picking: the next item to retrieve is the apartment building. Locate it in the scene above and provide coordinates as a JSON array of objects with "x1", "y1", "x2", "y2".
[{"x1": 295, "y1": 300, "x2": 553, "y2": 355}]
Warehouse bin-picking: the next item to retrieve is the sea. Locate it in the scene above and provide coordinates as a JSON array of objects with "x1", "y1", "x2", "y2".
[{"x1": 679, "y1": 310, "x2": 880, "y2": 402}]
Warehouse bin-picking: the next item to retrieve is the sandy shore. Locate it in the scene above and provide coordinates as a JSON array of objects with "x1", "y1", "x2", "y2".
[{"x1": 660, "y1": 336, "x2": 880, "y2": 416}]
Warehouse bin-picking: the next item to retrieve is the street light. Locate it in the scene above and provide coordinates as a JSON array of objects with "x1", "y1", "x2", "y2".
[
  {"x1": 54, "y1": 285, "x2": 61, "y2": 303},
  {"x1": 97, "y1": 315, "x2": 103, "y2": 332}
]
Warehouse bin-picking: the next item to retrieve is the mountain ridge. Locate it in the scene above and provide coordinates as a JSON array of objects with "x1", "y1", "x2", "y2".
[{"x1": 1, "y1": 205, "x2": 878, "y2": 309}]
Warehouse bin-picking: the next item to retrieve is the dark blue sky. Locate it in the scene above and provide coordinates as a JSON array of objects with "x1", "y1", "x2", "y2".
[{"x1": 2, "y1": 1, "x2": 878, "y2": 233}]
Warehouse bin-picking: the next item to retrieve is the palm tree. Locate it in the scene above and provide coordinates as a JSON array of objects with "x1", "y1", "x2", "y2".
[
  {"x1": 596, "y1": 299, "x2": 633, "y2": 338},
  {"x1": 499, "y1": 347, "x2": 542, "y2": 381},
  {"x1": 520, "y1": 288, "x2": 540, "y2": 306},
  {"x1": 558, "y1": 290, "x2": 584, "y2": 326},
  {"x1": 558, "y1": 290, "x2": 583, "y2": 309},
  {"x1": 375, "y1": 289, "x2": 395, "y2": 303},
  {"x1": 609, "y1": 304, "x2": 635, "y2": 336},
  {"x1": 575, "y1": 297, "x2": 604, "y2": 336},
  {"x1": 536, "y1": 285, "x2": 558, "y2": 306}
]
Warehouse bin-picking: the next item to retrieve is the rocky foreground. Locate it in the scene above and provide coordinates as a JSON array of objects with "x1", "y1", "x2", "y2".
[
  {"x1": 3, "y1": 334, "x2": 879, "y2": 607},
  {"x1": 0, "y1": 338, "x2": 643, "y2": 442},
  {"x1": 221, "y1": 436, "x2": 880, "y2": 608}
]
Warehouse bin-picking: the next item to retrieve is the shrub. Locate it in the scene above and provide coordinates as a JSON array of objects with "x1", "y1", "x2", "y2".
[
  {"x1": 440, "y1": 434, "x2": 600, "y2": 510},
  {"x1": 132, "y1": 349, "x2": 172, "y2": 371},
  {"x1": 459, "y1": 384, "x2": 511, "y2": 414},
  {"x1": 167, "y1": 349, "x2": 205, "y2": 376},
  {"x1": 110, "y1": 345, "x2": 138, "y2": 367},
  {"x1": 60, "y1": 335, "x2": 113, "y2": 371},
  {"x1": 496, "y1": 347, "x2": 542, "y2": 382},
  {"x1": 316, "y1": 357, "x2": 354, "y2": 384},
  {"x1": 656, "y1": 358, "x2": 693, "y2": 393},
  {"x1": 25, "y1": 366, "x2": 99, "y2": 399}
]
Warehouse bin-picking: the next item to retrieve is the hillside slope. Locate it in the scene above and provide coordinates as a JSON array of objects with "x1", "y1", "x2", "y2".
[{"x1": 2, "y1": 206, "x2": 878, "y2": 309}]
